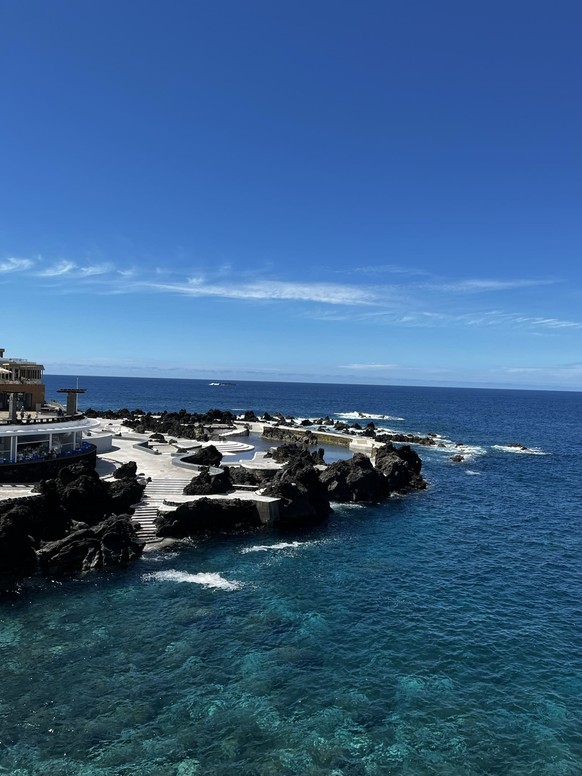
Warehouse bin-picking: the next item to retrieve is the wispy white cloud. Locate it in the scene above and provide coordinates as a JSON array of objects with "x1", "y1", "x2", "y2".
[
  {"x1": 78, "y1": 263, "x2": 112, "y2": 277},
  {"x1": 342, "y1": 308, "x2": 582, "y2": 331},
  {"x1": 1, "y1": 253, "x2": 577, "y2": 333},
  {"x1": 353, "y1": 264, "x2": 431, "y2": 277},
  {"x1": 425, "y1": 278, "x2": 557, "y2": 293},
  {"x1": 0, "y1": 257, "x2": 34, "y2": 273},
  {"x1": 145, "y1": 278, "x2": 378, "y2": 306},
  {"x1": 459, "y1": 311, "x2": 582, "y2": 330},
  {"x1": 36, "y1": 260, "x2": 77, "y2": 277}
]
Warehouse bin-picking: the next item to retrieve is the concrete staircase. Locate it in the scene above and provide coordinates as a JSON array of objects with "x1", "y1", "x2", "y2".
[{"x1": 132, "y1": 478, "x2": 191, "y2": 542}]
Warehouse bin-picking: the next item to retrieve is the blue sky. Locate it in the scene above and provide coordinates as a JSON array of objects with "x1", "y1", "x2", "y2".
[{"x1": 1, "y1": 0, "x2": 581, "y2": 389}]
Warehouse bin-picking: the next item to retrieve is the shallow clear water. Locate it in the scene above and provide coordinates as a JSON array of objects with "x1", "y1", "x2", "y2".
[{"x1": 3, "y1": 379, "x2": 582, "y2": 774}]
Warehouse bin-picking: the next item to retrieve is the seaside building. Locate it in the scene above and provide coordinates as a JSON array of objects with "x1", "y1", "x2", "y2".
[
  {"x1": 0, "y1": 346, "x2": 99, "y2": 483},
  {"x1": 0, "y1": 347, "x2": 45, "y2": 411}
]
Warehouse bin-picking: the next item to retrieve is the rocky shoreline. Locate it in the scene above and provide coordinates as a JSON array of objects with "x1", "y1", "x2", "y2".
[
  {"x1": 84, "y1": 406, "x2": 443, "y2": 448},
  {"x1": 1, "y1": 407, "x2": 428, "y2": 589},
  {"x1": 0, "y1": 460, "x2": 145, "y2": 589}
]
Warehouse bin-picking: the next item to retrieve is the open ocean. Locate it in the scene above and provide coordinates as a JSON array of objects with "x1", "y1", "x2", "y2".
[{"x1": 2, "y1": 376, "x2": 582, "y2": 775}]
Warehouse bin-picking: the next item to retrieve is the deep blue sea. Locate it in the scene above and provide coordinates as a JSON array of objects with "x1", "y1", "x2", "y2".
[{"x1": 3, "y1": 376, "x2": 582, "y2": 775}]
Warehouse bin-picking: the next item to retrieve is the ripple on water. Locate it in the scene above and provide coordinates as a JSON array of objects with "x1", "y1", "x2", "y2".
[{"x1": 2, "y1": 388, "x2": 582, "y2": 775}]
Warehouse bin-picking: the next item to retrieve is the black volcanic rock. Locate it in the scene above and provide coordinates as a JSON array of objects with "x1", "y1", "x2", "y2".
[
  {"x1": 0, "y1": 506, "x2": 38, "y2": 582},
  {"x1": 262, "y1": 459, "x2": 332, "y2": 527},
  {"x1": 268, "y1": 443, "x2": 325, "y2": 467},
  {"x1": 374, "y1": 443, "x2": 426, "y2": 491},
  {"x1": 154, "y1": 498, "x2": 262, "y2": 538},
  {"x1": 319, "y1": 453, "x2": 386, "y2": 502},
  {"x1": 109, "y1": 477, "x2": 146, "y2": 513},
  {"x1": 38, "y1": 515, "x2": 144, "y2": 577},
  {"x1": 0, "y1": 461, "x2": 146, "y2": 582},
  {"x1": 183, "y1": 445, "x2": 223, "y2": 467},
  {"x1": 113, "y1": 460, "x2": 138, "y2": 479},
  {"x1": 9, "y1": 484, "x2": 70, "y2": 542},
  {"x1": 183, "y1": 467, "x2": 232, "y2": 495},
  {"x1": 92, "y1": 515, "x2": 145, "y2": 567},
  {"x1": 262, "y1": 426, "x2": 319, "y2": 446},
  {"x1": 375, "y1": 432, "x2": 437, "y2": 447},
  {"x1": 38, "y1": 529, "x2": 100, "y2": 576},
  {"x1": 227, "y1": 466, "x2": 272, "y2": 488},
  {"x1": 59, "y1": 472, "x2": 113, "y2": 525},
  {"x1": 84, "y1": 408, "x2": 238, "y2": 441}
]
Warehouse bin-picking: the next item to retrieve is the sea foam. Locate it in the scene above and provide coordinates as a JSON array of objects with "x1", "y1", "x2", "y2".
[
  {"x1": 336, "y1": 411, "x2": 405, "y2": 421},
  {"x1": 143, "y1": 570, "x2": 242, "y2": 590},
  {"x1": 492, "y1": 445, "x2": 548, "y2": 456},
  {"x1": 241, "y1": 541, "x2": 307, "y2": 554}
]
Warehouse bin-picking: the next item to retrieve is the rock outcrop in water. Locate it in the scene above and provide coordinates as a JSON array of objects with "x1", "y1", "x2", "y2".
[
  {"x1": 319, "y1": 453, "x2": 387, "y2": 502},
  {"x1": 0, "y1": 461, "x2": 146, "y2": 587},
  {"x1": 155, "y1": 438, "x2": 425, "y2": 539},
  {"x1": 267, "y1": 442, "x2": 325, "y2": 466},
  {"x1": 319, "y1": 444, "x2": 426, "y2": 502},
  {"x1": 154, "y1": 498, "x2": 262, "y2": 538},
  {"x1": 261, "y1": 458, "x2": 332, "y2": 528},
  {"x1": 373, "y1": 443, "x2": 427, "y2": 492}
]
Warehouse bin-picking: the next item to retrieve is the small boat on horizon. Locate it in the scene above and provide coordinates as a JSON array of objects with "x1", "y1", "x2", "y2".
[{"x1": 208, "y1": 381, "x2": 236, "y2": 386}]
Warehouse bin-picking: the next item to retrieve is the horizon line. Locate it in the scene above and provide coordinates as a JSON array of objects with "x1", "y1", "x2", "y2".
[{"x1": 43, "y1": 371, "x2": 582, "y2": 394}]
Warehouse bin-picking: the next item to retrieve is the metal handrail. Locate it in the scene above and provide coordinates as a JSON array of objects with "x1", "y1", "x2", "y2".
[{"x1": 0, "y1": 413, "x2": 86, "y2": 426}]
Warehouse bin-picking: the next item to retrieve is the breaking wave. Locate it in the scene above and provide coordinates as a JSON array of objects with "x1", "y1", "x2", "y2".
[
  {"x1": 336, "y1": 411, "x2": 405, "y2": 421},
  {"x1": 492, "y1": 445, "x2": 548, "y2": 456},
  {"x1": 241, "y1": 541, "x2": 310, "y2": 554},
  {"x1": 142, "y1": 570, "x2": 242, "y2": 590}
]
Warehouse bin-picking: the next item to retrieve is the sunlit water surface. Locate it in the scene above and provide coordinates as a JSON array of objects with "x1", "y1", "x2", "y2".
[{"x1": 2, "y1": 379, "x2": 581, "y2": 774}]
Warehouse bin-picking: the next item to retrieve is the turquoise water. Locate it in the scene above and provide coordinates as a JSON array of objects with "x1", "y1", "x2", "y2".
[{"x1": 2, "y1": 380, "x2": 582, "y2": 774}]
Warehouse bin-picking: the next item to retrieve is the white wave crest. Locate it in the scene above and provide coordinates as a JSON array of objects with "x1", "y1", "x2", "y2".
[
  {"x1": 492, "y1": 445, "x2": 548, "y2": 456},
  {"x1": 465, "y1": 470, "x2": 482, "y2": 476},
  {"x1": 241, "y1": 541, "x2": 306, "y2": 554},
  {"x1": 440, "y1": 442, "x2": 488, "y2": 459},
  {"x1": 143, "y1": 570, "x2": 242, "y2": 590},
  {"x1": 336, "y1": 411, "x2": 405, "y2": 421}
]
